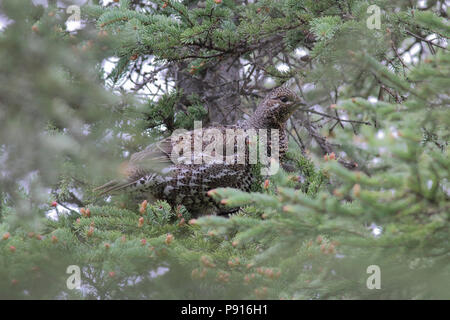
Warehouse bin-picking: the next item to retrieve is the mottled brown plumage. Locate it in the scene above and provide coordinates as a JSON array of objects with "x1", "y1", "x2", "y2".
[{"x1": 95, "y1": 87, "x2": 302, "y2": 216}]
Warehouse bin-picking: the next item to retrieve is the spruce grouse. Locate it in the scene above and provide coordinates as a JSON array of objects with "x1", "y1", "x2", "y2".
[{"x1": 95, "y1": 87, "x2": 302, "y2": 216}]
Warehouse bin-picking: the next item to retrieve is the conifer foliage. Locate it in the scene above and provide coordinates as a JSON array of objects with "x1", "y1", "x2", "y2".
[{"x1": 0, "y1": 0, "x2": 448, "y2": 299}]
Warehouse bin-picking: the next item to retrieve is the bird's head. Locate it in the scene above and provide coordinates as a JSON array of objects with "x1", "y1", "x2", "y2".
[{"x1": 249, "y1": 87, "x2": 303, "y2": 128}]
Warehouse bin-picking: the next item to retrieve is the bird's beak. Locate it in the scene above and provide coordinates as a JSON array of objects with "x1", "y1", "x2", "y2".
[{"x1": 289, "y1": 97, "x2": 305, "y2": 112}]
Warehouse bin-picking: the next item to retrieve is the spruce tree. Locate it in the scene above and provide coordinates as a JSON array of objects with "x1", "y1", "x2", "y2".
[{"x1": 0, "y1": 0, "x2": 448, "y2": 299}]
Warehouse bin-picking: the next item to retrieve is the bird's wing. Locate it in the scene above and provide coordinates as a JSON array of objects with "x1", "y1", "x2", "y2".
[
  {"x1": 94, "y1": 124, "x2": 235, "y2": 195},
  {"x1": 93, "y1": 136, "x2": 176, "y2": 195},
  {"x1": 129, "y1": 137, "x2": 175, "y2": 177}
]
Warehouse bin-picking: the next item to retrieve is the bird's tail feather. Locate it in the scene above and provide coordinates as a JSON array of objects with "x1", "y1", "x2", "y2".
[{"x1": 93, "y1": 179, "x2": 138, "y2": 196}]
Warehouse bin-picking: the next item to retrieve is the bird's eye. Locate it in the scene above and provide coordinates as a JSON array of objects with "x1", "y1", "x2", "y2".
[{"x1": 280, "y1": 96, "x2": 289, "y2": 103}]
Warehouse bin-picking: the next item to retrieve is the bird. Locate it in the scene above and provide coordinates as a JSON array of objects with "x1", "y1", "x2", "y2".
[{"x1": 94, "y1": 87, "x2": 302, "y2": 216}]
